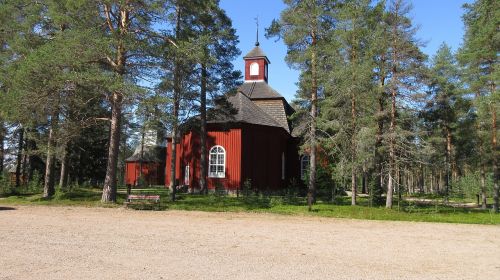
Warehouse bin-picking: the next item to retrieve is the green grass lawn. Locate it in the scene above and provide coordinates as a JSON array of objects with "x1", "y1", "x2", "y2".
[{"x1": 1, "y1": 187, "x2": 499, "y2": 225}]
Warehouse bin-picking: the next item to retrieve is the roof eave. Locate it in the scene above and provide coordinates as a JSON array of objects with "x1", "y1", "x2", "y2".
[{"x1": 243, "y1": 56, "x2": 271, "y2": 64}]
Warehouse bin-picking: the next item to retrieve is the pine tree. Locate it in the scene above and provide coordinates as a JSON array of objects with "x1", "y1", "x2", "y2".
[
  {"x1": 370, "y1": 1, "x2": 390, "y2": 205},
  {"x1": 383, "y1": 0, "x2": 425, "y2": 208},
  {"x1": 267, "y1": 0, "x2": 336, "y2": 211},
  {"x1": 423, "y1": 43, "x2": 461, "y2": 201},
  {"x1": 158, "y1": 0, "x2": 205, "y2": 200},
  {"x1": 459, "y1": 0, "x2": 499, "y2": 212},
  {"x1": 196, "y1": 1, "x2": 241, "y2": 194},
  {"x1": 98, "y1": 1, "x2": 162, "y2": 203},
  {"x1": 0, "y1": 0, "x2": 48, "y2": 185},
  {"x1": 320, "y1": 0, "x2": 377, "y2": 205}
]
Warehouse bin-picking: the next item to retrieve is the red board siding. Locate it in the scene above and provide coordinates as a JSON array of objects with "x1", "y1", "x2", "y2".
[
  {"x1": 125, "y1": 162, "x2": 164, "y2": 186},
  {"x1": 166, "y1": 127, "x2": 242, "y2": 191},
  {"x1": 244, "y1": 58, "x2": 268, "y2": 82},
  {"x1": 165, "y1": 124, "x2": 302, "y2": 192}
]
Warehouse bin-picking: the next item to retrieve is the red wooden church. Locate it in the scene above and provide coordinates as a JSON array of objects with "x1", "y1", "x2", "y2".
[{"x1": 164, "y1": 43, "x2": 302, "y2": 193}]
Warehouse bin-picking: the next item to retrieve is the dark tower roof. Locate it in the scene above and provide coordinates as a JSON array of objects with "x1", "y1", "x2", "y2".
[
  {"x1": 243, "y1": 46, "x2": 270, "y2": 63},
  {"x1": 203, "y1": 43, "x2": 295, "y2": 134}
]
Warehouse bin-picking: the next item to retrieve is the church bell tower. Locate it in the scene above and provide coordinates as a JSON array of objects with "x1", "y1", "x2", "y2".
[{"x1": 243, "y1": 20, "x2": 270, "y2": 83}]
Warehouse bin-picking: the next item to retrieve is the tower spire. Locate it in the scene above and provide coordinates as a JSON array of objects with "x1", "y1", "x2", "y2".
[{"x1": 255, "y1": 16, "x2": 259, "y2": 46}]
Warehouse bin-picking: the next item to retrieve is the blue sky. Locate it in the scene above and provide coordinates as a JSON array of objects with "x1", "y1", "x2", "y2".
[{"x1": 220, "y1": 0, "x2": 473, "y2": 102}]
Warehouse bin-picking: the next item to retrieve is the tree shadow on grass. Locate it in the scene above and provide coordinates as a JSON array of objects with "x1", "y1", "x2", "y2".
[
  {"x1": 0, "y1": 192, "x2": 39, "y2": 198},
  {"x1": 168, "y1": 195, "x2": 276, "y2": 211},
  {"x1": 57, "y1": 189, "x2": 103, "y2": 201}
]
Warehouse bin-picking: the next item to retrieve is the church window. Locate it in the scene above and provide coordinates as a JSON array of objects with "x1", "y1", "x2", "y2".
[
  {"x1": 250, "y1": 62, "x2": 259, "y2": 76},
  {"x1": 184, "y1": 164, "x2": 190, "y2": 185},
  {"x1": 209, "y1": 146, "x2": 226, "y2": 178},
  {"x1": 300, "y1": 155, "x2": 310, "y2": 180}
]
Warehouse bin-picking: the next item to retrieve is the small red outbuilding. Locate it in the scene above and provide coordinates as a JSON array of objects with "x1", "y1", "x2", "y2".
[{"x1": 125, "y1": 145, "x2": 166, "y2": 186}]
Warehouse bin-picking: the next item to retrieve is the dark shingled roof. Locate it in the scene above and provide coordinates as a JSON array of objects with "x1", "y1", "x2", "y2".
[
  {"x1": 243, "y1": 46, "x2": 270, "y2": 63},
  {"x1": 208, "y1": 92, "x2": 283, "y2": 129},
  {"x1": 126, "y1": 145, "x2": 165, "y2": 162},
  {"x1": 251, "y1": 99, "x2": 291, "y2": 133},
  {"x1": 238, "y1": 81, "x2": 283, "y2": 99}
]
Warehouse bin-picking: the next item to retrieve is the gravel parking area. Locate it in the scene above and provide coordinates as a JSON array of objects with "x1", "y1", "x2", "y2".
[{"x1": 1, "y1": 205, "x2": 499, "y2": 280}]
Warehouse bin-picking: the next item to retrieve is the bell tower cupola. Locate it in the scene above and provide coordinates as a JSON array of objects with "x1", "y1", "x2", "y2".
[
  {"x1": 244, "y1": 45, "x2": 270, "y2": 83},
  {"x1": 243, "y1": 20, "x2": 270, "y2": 83}
]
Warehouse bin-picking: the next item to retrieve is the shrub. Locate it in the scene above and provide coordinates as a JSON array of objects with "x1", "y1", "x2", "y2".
[
  {"x1": 451, "y1": 172, "x2": 494, "y2": 200},
  {"x1": 0, "y1": 174, "x2": 14, "y2": 196},
  {"x1": 269, "y1": 196, "x2": 284, "y2": 207},
  {"x1": 27, "y1": 171, "x2": 43, "y2": 193},
  {"x1": 241, "y1": 179, "x2": 254, "y2": 201}
]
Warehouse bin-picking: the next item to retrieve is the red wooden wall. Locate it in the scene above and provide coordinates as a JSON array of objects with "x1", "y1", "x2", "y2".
[
  {"x1": 165, "y1": 124, "x2": 301, "y2": 192},
  {"x1": 166, "y1": 127, "x2": 242, "y2": 191},
  {"x1": 244, "y1": 58, "x2": 268, "y2": 82},
  {"x1": 125, "y1": 162, "x2": 164, "y2": 186}
]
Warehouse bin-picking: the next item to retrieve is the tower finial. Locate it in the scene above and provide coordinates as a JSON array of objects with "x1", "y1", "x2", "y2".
[{"x1": 254, "y1": 16, "x2": 259, "y2": 46}]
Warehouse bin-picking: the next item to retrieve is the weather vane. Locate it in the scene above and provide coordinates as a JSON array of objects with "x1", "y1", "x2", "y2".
[{"x1": 255, "y1": 16, "x2": 260, "y2": 46}]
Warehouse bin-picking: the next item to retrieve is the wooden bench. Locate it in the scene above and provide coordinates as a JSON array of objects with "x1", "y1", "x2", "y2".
[{"x1": 124, "y1": 194, "x2": 161, "y2": 210}]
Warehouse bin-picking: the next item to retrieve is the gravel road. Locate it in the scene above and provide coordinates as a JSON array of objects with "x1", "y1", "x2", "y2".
[{"x1": 1, "y1": 205, "x2": 499, "y2": 280}]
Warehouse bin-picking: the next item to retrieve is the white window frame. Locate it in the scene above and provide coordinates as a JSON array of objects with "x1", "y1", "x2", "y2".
[
  {"x1": 208, "y1": 145, "x2": 226, "y2": 178},
  {"x1": 250, "y1": 62, "x2": 259, "y2": 76},
  {"x1": 300, "y1": 155, "x2": 310, "y2": 180},
  {"x1": 184, "y1": 164, "x2": 190, "y2": 185}
]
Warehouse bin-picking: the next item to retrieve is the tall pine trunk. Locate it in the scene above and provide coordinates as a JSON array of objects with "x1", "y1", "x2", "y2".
[
  {"x1": 15, "y1": 127, "x2": 24, "y2": 187},
  {"x1": 475, "y1": 92, "x2": 488, "y2": 209},
  {"x1": 139, "y1": 128, "x2": 145, "y2": 186},
  {"x1": 386, "y1": 34, "x2": 398, "y2": 207},
  {"x1": 0, "y1": 121, "x2": 5, "y2": 174},
  {"x1": 351, "y1": 90, "x2": 357, "y2": 205},
  {"x1": 374, "y1": 94, "x2": 385, "y2": 204},
  {"x1": 59, "y1": 142, "x2": 70, "y2": 190},
  {"x1": 101, "y1": 4, "x2": 128, "y2": 203},
  {"x1": 102, "y1": 92, "x2": 123, "y2": 202},
  {"x1": 307, "y1": 27, "x2": 318, "y2": 211},
  {"x1": 43, "y1": 111, "x2": 59, "y2": 198},
  {"x1": 386, "y1": 76, "x2": 397, "y2": 209},
  {"x1": 386, "y1": 4, "x2": 402, "y2": 209},
  {"x1": 21, "y1": 140, "x2": 28, "y2": 185},
  {"x1": 444, "y1": 126, "x2": 452, "y2": 200},
  {"x1": 373, "y1": 56, "x2": 386, "y2": 205},
  {"x1": 169, "y1": 122, "x2": 178, "y2": 200},
  {"x1": 491, "y1": 99, "x2": 498, "y2": 212},
  {"x1": 199, "y1": 61, "x2": 208, "y2": 194},
  {"x1": 362, "y1": 163, "x2": 367, "y2": 194},
  {"x1": 169, "y1": 4, "x2": 181, "y2": 202},
  {"x1": 480, "y1": 162, "x2": 487, "y2": 209}
]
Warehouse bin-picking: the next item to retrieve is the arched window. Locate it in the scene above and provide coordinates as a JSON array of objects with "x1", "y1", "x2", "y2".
[
  {"x1": 250, "y1": 62, "x2": 259, "y2": 76},
  {"x1": 209, "y1": 146, "x2": 226, "y2": 178},
  {"x1": 300, "y1": 155, "x2": 310, "y2": 180}
]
